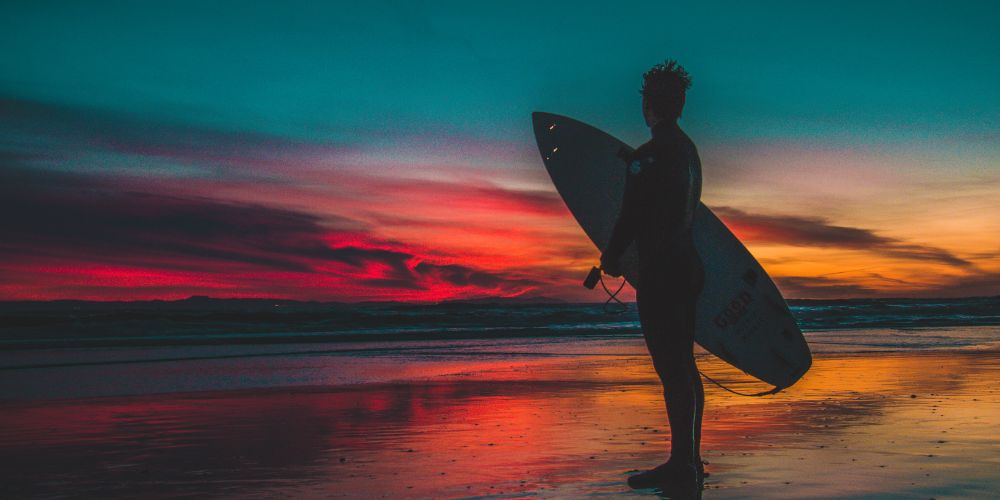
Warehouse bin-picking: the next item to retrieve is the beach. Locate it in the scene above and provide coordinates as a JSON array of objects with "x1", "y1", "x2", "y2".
[{"x1": 2, "y1": 329, "x2": 999, "y2": 499}]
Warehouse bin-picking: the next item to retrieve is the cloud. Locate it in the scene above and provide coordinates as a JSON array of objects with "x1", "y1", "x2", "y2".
[
  {"x1": 324, "y1": 245, "x2": 537, "y2": 292},
  {"x1": 318, "y1": 171, "x2": 568, "y2": 219},
  {"x1": 414, "y1": 262, "x2": 505, "y2": 289},
  {"x1": 775, "y1": 271, "x2": 1000, "y2": 300},
  {"x1": 469, "y1": 185, "x2": 566, "y2": 216},
  {"x1": 919, "y1": 271, "x2": 1000, "y2": 299},
  {"x1": 0, "y1": 95, "x2": 349, "y2": 176},
  {"x1": 714, "y1": 206, "x2": 973, "y2": 268},
  {"x1": 0, "y1": 163, "x2": 540, "y2": 300},
  {"x1": 0, "y1": 165, "x2": 352, "y2": 272}
]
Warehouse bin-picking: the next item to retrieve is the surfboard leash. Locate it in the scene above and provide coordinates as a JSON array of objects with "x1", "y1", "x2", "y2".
[
  {"x1": 697, "y1": 370, "x2": 784, "y2": 397},
  {"x1": 598, "y1": 273, "x2": 628, "y2": 314}
]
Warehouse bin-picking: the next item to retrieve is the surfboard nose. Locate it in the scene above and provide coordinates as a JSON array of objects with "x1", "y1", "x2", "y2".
[{"x1": 531, "y1": 112, "x2": 561, "y2": 134}]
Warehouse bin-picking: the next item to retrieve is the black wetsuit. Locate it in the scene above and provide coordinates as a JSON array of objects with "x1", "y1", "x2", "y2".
[{"x1": 602, "y1": 120, "x2": 705, "y2": 467}]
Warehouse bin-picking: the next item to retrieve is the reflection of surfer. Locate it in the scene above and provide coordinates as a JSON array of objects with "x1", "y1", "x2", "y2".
[{"x1": 601, "y1": 60, "x2": 706, "y2": 494}]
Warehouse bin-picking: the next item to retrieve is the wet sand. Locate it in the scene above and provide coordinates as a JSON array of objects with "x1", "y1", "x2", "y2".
[{"x1": 2, "y1": 338, "x2": 999, "y2": 498}]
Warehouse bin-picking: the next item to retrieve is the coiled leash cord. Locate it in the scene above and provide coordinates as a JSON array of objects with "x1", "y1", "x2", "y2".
[
  {"x1": 697, "y1": 371, "x2": 783, "y2": 397},
  {"x1": 599, "y1": 273, "x2": 628, "y2": 314},
  {"x1": 596, "y1": 274, "x2": 782, "y2": 397}
]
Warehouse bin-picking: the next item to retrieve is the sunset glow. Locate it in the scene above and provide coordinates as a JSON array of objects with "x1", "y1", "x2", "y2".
[{"x1": 1, "y1": 2, "x2": 997, "y2": 301}]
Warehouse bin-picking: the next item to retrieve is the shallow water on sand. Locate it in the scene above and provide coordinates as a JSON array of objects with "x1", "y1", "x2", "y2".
[{"x1": 2, "y1": 335, "x2": 999, "y2": 498}]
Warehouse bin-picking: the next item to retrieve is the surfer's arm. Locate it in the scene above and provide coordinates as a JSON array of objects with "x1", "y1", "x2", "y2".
[{"x1": 602, "y1": 167, "x2": 640, "y2": 267}]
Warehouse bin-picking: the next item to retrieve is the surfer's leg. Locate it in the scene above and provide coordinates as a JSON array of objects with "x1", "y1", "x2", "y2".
[
  {"x1": 690, "y1": 266, "x2": 705, "y2": 463},
  {"x1": 637, "y1": 286, "x2": 703, "y2": 468},
  {"x1": 663, "y1": 297, "x2": 702, "y2": 467},
  {"x1": 679, "y1": 295, "x2": 704, "y2": 467}
]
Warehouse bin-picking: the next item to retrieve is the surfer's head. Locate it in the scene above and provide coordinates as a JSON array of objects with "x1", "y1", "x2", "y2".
[{"x1": 641, "y1": 60, "x2": 691, "y2": 126}]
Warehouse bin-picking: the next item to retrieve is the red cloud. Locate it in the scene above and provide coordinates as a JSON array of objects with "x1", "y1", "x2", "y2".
[{"x1": 0, "y1": 165, "x2": 545, "y2": 301}]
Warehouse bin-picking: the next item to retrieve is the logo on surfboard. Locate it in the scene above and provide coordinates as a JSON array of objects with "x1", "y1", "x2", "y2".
[{"x1": 714, "y1": 291, "x2": 754, "y2": 329}]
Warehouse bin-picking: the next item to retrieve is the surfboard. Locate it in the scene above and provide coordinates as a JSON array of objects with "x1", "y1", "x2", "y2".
[{"x1": 532, "y1": 112, "x2": 811, "y2": 390}]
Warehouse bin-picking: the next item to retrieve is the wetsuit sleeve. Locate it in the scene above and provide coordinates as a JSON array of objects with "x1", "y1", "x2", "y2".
[{"x1": 602, "y1": 164, "x2": 641, "y2": 263}]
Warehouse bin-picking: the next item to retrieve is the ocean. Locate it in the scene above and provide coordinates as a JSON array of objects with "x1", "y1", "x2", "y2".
[
  {"x1": 2, "y1": 295, "x2": 999, "y2": 350},
  {"x1": 2, "y1": 296, "x2": 998, "y2": 400}
]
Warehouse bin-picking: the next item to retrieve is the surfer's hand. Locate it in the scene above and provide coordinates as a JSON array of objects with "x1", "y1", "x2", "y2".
[{"x1": 600, "y1": 254, "x2": 622, "y2": 278}]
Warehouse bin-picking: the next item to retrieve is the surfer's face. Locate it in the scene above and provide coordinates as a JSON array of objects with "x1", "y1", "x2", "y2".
[{"x1": 642, "y1": 94, "x2": 686, "y2": 128}]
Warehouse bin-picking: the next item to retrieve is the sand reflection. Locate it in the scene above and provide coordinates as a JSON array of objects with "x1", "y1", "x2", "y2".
[{"x1": 2, "y1": 343, "x2": 998, "y2": 498}]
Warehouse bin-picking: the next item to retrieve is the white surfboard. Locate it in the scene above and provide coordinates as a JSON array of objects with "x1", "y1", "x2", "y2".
[{"x1": 533, "y1": 112, "x2": 811, "y2": 390}]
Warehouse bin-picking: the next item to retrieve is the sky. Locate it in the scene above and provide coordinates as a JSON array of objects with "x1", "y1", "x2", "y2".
[{"x1": 1, "y1": 1, "x2": 998, "y2": 301}]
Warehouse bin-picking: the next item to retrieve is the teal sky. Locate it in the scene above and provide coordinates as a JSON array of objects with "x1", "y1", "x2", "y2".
[
  {"x1": 4, "y1": 1, "x2": 997, "y2": 148},
  {"x1": 1, "y1": 1, "x2": 998, "y2": 300}
]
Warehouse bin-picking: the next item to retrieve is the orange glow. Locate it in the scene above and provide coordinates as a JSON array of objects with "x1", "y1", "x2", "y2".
[{"x1": 5, "y1": 347, "x2": 998, "y2": 497}]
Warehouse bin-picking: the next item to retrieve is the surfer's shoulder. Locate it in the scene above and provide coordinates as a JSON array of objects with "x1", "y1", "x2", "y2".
[
  {"x1": 632, "y1": 140, "x2": 656, "y2": 158},
  {"x1": 626, "y1": 141, "x2": 659, "y2": 176}
]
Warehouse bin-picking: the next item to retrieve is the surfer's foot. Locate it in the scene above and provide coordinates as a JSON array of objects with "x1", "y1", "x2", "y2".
[{"x1": 626, "y1": 460, "x2": 703, "y2": 494}]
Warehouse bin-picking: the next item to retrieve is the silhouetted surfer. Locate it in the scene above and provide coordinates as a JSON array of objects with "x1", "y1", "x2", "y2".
[{"x1": 601, "y1": 60, "x2": 706, "y2": 495}]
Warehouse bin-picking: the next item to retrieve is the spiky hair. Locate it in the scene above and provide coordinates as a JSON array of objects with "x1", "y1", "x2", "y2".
[{"x1": 640, "y1": 60, "x2": 692, "y2": 120}]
